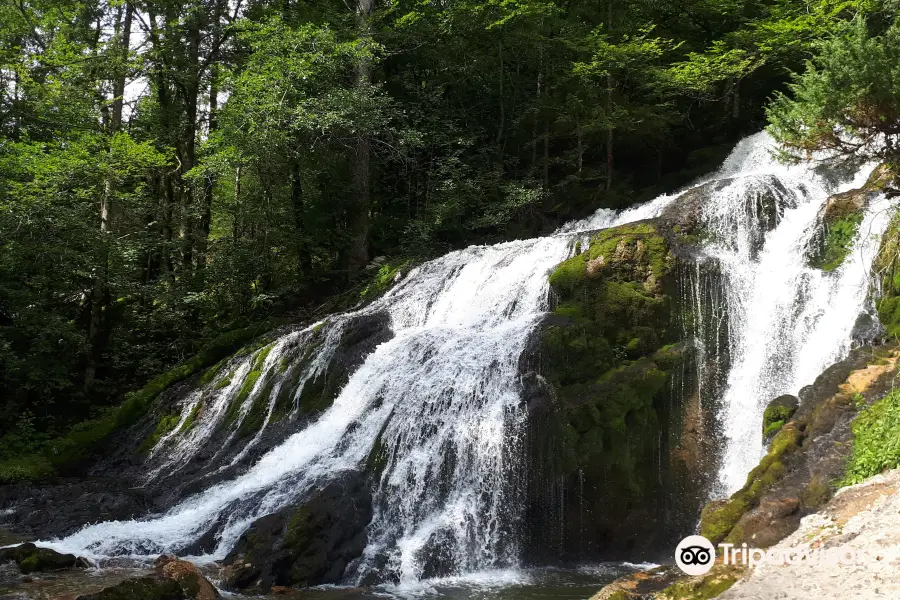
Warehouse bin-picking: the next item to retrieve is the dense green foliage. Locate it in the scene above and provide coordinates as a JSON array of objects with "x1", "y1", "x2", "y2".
[
  {"x1": 842, "y1": 388, "x2": 900, "y2": 485},
  {"x1": 769, "y1": 2, "x2": 900, "y2": 163},
  {"x1": 0, "y1": 0, "x2": 883, "y2": 452}
]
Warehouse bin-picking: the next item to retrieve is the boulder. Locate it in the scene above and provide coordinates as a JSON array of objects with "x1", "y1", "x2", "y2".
[
  {"x1": 154, "y1": 555, "x2": 220, "y2": 600},
  {"x1": 221, "y1": 471, "x2": 372, "y2": 593},
  {"x1": 761, "y1": 394, "x2": 799, "y2": 441},
  {"x1": 0, "y1": 479, "x2": 148, "y2": 540},
  {"x1": 527, "y1": 221, "x2": 713, "y2": 561},
  {"x1": 659, "y1": 175, "x2": 798, "y2": 257},
  {"x1": 75, "y1": 557, "x2": 220, "y2": 600},
  {"x1": 76, "y1": 576, "x2": 185, "y2": 600},
  {"x1": 0, "y1": 543, "x2": 89, "y2": 574},
  {"x1": 809, "y1": 163, "x2": 897, "y2": 272},
  {"x1": 851, "y1": 311, "x2": 887, "y2": 348}
]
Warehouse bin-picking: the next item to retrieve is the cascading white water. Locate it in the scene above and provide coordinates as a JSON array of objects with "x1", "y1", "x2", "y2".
[
  {"x1": 701, "y1": 133, "x2": 894, "y2": 494},
  {"x1": 38, "y1": 132, "x2": 896, "y2": 583}
]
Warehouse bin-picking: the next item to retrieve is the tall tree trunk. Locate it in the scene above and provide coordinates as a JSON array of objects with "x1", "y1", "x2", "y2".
[
  {"x1": 290, "y1": 159, "x2": 312, "y2": 279},
  {"x1": 233, "y1": 165, "x2": 242, "y2": 240},
  {"x1": 197, "y1": 22, "x2": 221, "y2": 270},
  {"x1": 179, "y1": 12, "x2": 202, "y2": 271},
  {"x1": 605, "y1": 0, "x2": 614, "y2": 192},
  {"x1": 496, "y1": 39, "x2": 504, "y2": 146},
  {"x1": 543, "y1": 120, "x2": 550, "y2": 190},
  {"x1": 85, "y1": 2, "x2": 132, "y2": 391},
  {"x1": 347, "y1": 0, "x2": 374, "y2": 276}
]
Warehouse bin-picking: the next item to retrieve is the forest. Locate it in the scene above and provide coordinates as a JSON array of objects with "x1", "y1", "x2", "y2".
[{"x1": 2, "y1": 0, "x2": 899, "y2": 459}]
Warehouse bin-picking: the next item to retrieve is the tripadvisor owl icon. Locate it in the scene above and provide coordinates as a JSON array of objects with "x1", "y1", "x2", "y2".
[{"x1": 675, "y1": 535, "x2": 716, "y2": 575}]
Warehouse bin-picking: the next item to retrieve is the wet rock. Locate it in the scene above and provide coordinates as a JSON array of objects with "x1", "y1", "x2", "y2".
[
  {"x1": 762, "y1": 394, "x2": 799, "y2": 442},
  {"x1": 528, "y1": 222, "x2": 711, "y2": 562},
  {"x1": 127, "y1": 312, "x2": 393, "y2": 516},
  {"x1": 154, "y1": 555, "x2": 220, "y2": 600},
  {"x1": 590, "y1": 565, "x2": 682, "y2": 599},
  {"x1": 0, "y1": 479, "x2": 149, "y2": 540},
  {"x1": 659, "y1": 175, "x2": 798, "y2": 257},
  {"x1": 0, "y1": 543, "x2": 88, "y2": 574},
  {"x1": 75, "y1": 576, "x2": 185, "y2": 600},
  {"x1": 221, "y1": 471, "x2": 372, "y2": 593},
  {"x1": 699, "y1": 344, "x2": 900, "y2": 547},
  {"x1": 851, "y1": 310, "x2": 887, "y2": 348},
  {"x1": 73, "y1": 557, "x2": 220, "y2": 600}
]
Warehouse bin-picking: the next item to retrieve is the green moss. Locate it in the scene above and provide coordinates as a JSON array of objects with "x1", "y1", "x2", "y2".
[
  {"x1": 540, "y1": 222, "x2": 680, "y2": 505},
  {"x1": 840, "y1": 388, "x2": 900, "y2": 486},
  {"x1": 215, "y1": 370, "x2": 235, "y2": 390},
  {"x1": 876, "y1": 211, "x2": 900, "y2": 338},
  {"x1": 815, "y1": 211, "x2": 863, "y2": 272},
  {"x1": 700, "y1": 426, "x2": 802, "y2": 544},
  {"x1": 224, "y1": 370, "x2": 262, "y2": 427},
  {"x1": 802, "y1": 475, "x2": 831, "y2": 508},
  {"x1": 360, "y1": 260, "x2": 411, "y2": 302},
  {"x1": 222, "y1": 343, "x2": 277, "y2": 430},
  {"x1": 762, "y1": 402, "x2": 796, "y2": 436},
  {"x1": 548, "y1": 251, "x2": 589, "y2": 293},
  {"x1": 660, "y1": 572, "x2": 738, "y2": 600},
  {"x1": 0, "y1": 454, "x2": 54, "y2": 484},
  {"x1": 137, "y1": 413, "x2": 181, "y2": 455},
  {"x1": 237, "y1": 377, "x2": 276, "y2": 438},
  {"x1": 18, "y1": 554, "x2": 39, "y2": 573},
  {"x1": 763, "y1": 419, "x2": 785, "y2": 438},
  {"x1": 179, "y1": 401, "x2": 203, "y2": 434},
  {"x1": 0, "y1": 323, "x2": 272, "y2": 483},
  {"x1": 198, "y1": 358, "x2": 227, "y2": 387},
  {"x1": 0, "y1": 544, "x2": 80, "y2": 574}
]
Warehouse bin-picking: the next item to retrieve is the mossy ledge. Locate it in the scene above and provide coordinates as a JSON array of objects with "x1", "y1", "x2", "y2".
[
  {"x1": 699, "y1": 345, "x2": 900, "y2": 547},
  {"x1": 812, "y1": 162, "x2": 898, "y2": 272},
  {"x1": 874, "y1": 190, "x2": 900, "y2": 338},
  {"x1": 0, "y1": 323, "x2": 273, "y2": 484},
  {"x1": 589, "y1": 565, "x2": 742, "y2": 600},
  {"x1": 699, "y1": 424, "x2": 802, "y2": 545}
]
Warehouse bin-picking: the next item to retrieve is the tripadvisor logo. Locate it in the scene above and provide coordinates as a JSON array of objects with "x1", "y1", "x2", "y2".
[{"x1": 675, "y1": 535, "x2": 716, "y2": 575}]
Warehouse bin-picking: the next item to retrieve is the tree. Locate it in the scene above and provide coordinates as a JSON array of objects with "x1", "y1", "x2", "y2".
[{"x1": 768, "y1": 13, "x2": 900, "y2": 163}]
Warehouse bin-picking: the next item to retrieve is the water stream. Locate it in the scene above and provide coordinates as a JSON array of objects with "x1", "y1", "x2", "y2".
[{"x1": 37, "y1": 132, "x2": 895, "y2": 590}]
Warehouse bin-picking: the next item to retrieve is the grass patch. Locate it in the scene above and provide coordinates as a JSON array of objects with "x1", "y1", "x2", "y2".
[{"x1": 840, "y1": 389, "x2": 900, "y2": 486}]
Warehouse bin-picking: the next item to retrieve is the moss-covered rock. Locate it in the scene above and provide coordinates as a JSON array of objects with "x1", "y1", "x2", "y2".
[
  {"x1": 658, "y1": 175, "x2": 797, "y2": 258},
  {"x1": 656, "y1": 565, "x2": 741, "y2": 600},
  {"x1": 875, "y1": 211, "x2": 900, "y2": 339},
  {"x1": 700, "y1": 424, "x2": 802, "y2": 544},
  {"x1": 589, "y1": 566, "x2": 683, "y2": 600},
  {"x1": 762, "y1": 394, "x2": 798, "y2": 440},
  {"x1": 812, "y1": 163, "x2": 898, "y2": 272},
  {"x1": 529, "y1": 221, "x2": 704, "y2": 559},
  {"x1": 76, "y1": 576, "x2": 186, "y2": 600},
  {"x1": 698, "y1": 344, "x2": 900, "y2": 548},
  {"x1": 154, "y1": 555, "x2": 221, "y2": 600},
  {"x1": 0, "y1": 323, "x2": 272, "y2": 483},
  {"x1": 221, "y1": 472, "x2": 372, "y2": 593},
  {"x1": 0, "y1": 543, "x2": 87, "y2": 573}
]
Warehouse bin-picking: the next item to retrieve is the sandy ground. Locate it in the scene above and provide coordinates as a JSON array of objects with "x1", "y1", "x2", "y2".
[{"x1": 720, "y1": 469, "x2": 900, "y2": 600}]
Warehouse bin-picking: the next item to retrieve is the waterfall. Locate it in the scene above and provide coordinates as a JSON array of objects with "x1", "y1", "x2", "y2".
[{"x1": 38, "y1": 132, "x2": 895, "y2": 582}]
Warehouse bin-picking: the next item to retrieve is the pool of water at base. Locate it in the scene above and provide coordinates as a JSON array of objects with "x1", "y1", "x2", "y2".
[{"x1": 225, "y1": 564, "x2": 658, "y2": 600}]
